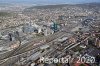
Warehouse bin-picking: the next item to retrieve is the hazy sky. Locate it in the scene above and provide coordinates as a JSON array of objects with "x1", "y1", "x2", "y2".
[{"x1": 0, "y1": 0, "x2": 100, "y2": 4}]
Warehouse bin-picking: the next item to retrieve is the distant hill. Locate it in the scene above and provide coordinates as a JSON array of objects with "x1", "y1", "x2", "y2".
[
  {"x1": 26, "y1": 4, "x2": 75, "y2": 10},
  {"x1": 0, "y1": 3, "x2": 13, "y2": 7},
  {"x1": 26, "y1": 3, "x2": 100, "y2": 9},
  {"x1": 23, "y1": 2, "x2": 100, "y2": 15},
  {"x1": 29, "y1": 4, "x2": 72, "y2": 9}
]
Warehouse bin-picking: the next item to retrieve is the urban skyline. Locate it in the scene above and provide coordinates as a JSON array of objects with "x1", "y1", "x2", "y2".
[{"x1": 0, "y1": 0, "x2": 100, "y2": 66}]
